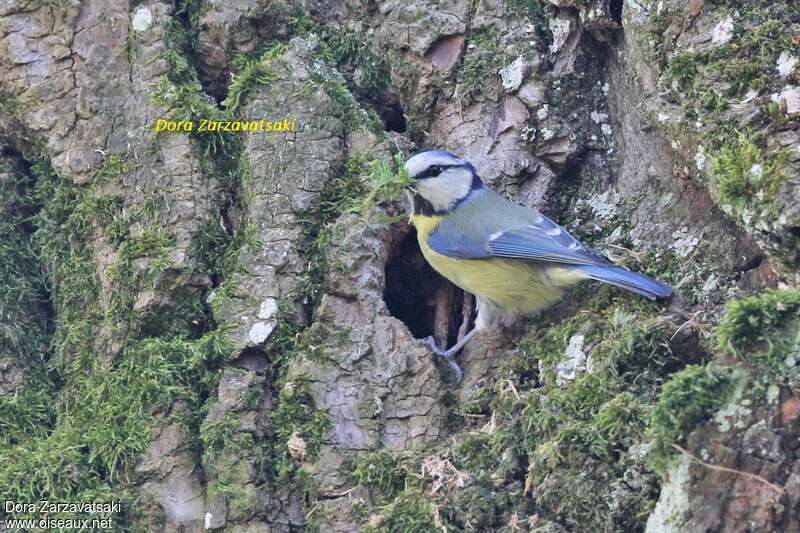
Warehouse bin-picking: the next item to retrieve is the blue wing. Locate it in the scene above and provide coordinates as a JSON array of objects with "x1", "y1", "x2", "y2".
[
  {"x1": 574, "y1": 264, "x2": 673, "y2": 299},
  {"x1": 427, "y1": 189, "x2": 608, "y2": 266},
  {"x1": 487, "y1": 222, "x2": 608, "y2": 266},
  {"x1": 426, "y1": 188, "x2": 672, "y2": 300}
]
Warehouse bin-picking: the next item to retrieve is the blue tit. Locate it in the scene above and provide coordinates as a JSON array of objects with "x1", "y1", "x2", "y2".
[{"x1": 404, "y1": 150, "x2": 672, "y2": 381}]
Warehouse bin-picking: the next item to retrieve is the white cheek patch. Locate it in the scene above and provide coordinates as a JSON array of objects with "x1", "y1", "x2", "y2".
[{"x1": 417, "y1": 173, "x2": 473, "y2": 211}]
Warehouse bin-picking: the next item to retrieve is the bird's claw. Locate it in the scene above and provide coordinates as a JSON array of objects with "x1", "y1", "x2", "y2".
[
  {"x1": 425, "y1": 335, "x2": 445, "y2": 355},
  {"x1": 444, "y1": 357, "x2": 463, "y2": 383},
  {"x1": 425, "y1": 336, "x2": 463, "y2": 383}
]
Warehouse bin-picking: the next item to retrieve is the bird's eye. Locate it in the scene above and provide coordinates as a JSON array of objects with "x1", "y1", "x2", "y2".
[{"x1": 428, "y1": 165, "x2": 442, "y2": 177}]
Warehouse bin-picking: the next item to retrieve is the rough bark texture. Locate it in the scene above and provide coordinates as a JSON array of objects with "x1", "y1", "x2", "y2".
[{"x1": 1, "y1": 0, "x2": 799, "y2": 531}]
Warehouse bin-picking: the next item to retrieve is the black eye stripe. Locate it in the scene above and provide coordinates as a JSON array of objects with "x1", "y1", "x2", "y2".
[{"x1": 416, "y1": 163, "x2": 461, "y2": 180}]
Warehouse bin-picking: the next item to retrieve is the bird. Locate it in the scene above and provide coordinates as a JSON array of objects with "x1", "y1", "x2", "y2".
[{"x1": 403, "y1": 150, "x2": 672, "y2": 381}]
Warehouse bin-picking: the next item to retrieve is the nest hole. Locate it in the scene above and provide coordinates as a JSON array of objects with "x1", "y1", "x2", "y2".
[
  {"x1": 610, "y1": 0, "x2": 623, "y2": 23},
  {"x1": 373, "y1": 98, "x2": 407, "y2": 133},
  {"x1": 383, "y1": 226, "x2": 470, "y2": 347}
]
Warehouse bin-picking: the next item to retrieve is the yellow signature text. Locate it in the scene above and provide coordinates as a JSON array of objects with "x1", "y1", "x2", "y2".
[{"x1": 154, "y1": 118, "x2": 297, "y2": 133}]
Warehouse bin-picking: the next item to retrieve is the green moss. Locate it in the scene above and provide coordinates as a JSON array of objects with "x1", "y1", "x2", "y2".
[
  {"x1": 454, "y1": 432, "x2": 498, "y2": 472},
  {"x1": 358, "y1": 153, "x2": 413, "y2": 221},
  {"x1": 662, "y1": 8, "x2": 796, "y2": 102},
  {"x1": 206, "y1": 436, "x2": 261, "y2": 521},
  {"x1": 717, "y1": 289, "x2": 800, "y2": 372},
  {"x1": 710, "y1": 132, "x2": 787, "y2": 213},
  {"x1": 31, "y1": 159, "x2": 104, "y2": 372},
  {"x1": 323, "y1": 29, "x2": 390, "y2": 97},
  {"x1": 65, "y1": 337, "x2": 205, "y2": 479},
  {"x1": 288, "y1": 9, "x2": 392, "y2": 99},
  {"x1": 0, "y1": 162, "x2": 56, "y2": 452},
  {"x1": 0, "y1": 332, "x2": 225, "y2": 513},
  {"x1": 0, "y1": 157, "x2": 51, "y2": 364},
  {"x1": 598, "y1": 311, "x2": 679, "y2": 391},
  {"x1": 516, "y1": 372, "x2": 649, "y2": 528},
  {"x1": 653, "y1": 4, "x2": 799, "y2": 234},
  {"x1": 226, "y1": 481, "x2": 258, "y2": 522},
  {"x1": 457, "y1": 29, "x2": 508, "y2": 106},
  {"x1": 0, "y1": 432, "x2": 122, "y2": 515},
  {"x1": 517, "y1": 316, "x2": 580, "y2": 385},
  {"x1": 518, "y1": 306, "x2": 674, "y2": 393},
  {"x1": 311, "y1": 70, "x2": 384, "y2": 133},
  {"x1": 152, "y1": 2, "x2": 229, "y2": 156},
  {"x1": 173, "y1": 0, "x2": 204, "y2": 37},
  {"x1": 710, "y1": 17, "x2": 794, "y2": 93},
  {"x1": 353, "y1": 449, "x2": 408, "y2": 502},
  {"x1": 293, "y1": 323, "x2": 346, "y2": 364},
  {"x1": 0, "y1": 146, "x2": 233, "y2": 522},
  {"x1": 469, "y1": 296, "x2": 681, "y2": 530},
  {"x1": 645, "y1": 12, "x2": 671, "y2": 69},
  {"x1": 0, "y1": 378, "x2": 55, "y2": 447},
  {"x1": 593, "y1": 391, "x2": 647, "y2": 446},
  {"x1": 505, "y1": 0, "x2": 553, "y2": 50},
  {"x1": 94, "y1": 152, "x2": 131, "y2": 181},
  {"x1": 106, "y1": 227, "x2": 177, "y2": 331},
  {"x1": 531, "y1": 460, "x2": 656, "y2": 533},
  {"x1": 647, "y1": 364, "x2": 734, "y2": 474},
  {"x1": 222, "y1": 44, "x2": 286, "y2": 113},
  {"x1": 522, "y1": 372, "x2": 631, "y2": 462},
  {"x1": 197, "y1": 218, "x2": 260, "y2": 286},
  {"x1": 365, "y1": 488, "x2": 439, "y2": 533},
  {"x1": 438, "y1": 478, "x2": 519, "y2": 530},
  {"x1": 201, "y1": 413, "x2": 241, "y2": 459},
  {"x1": 264, "y1": 376, "x2": 332, "y2": 480},
  {"x1": 456, "y1": 386, "x2": 493, "y2": 418},
  {"x1": 0, "y1": 90, "x2": 20, "y2": 115},
  {"x1": 666, "y1": 52, "x2": 699, "y2": 92},
  {"x1": 296, "y1": 156, "x2": 370, "y2": 309},
  {"x1": 286, "y1": 4, "x2": 316, "y2": 35},
  {"x1": 150, "y1": 63, "x2": 213, "y2": 119},
  {"x1": 150, "y1": 76, "x2": 230, "y2": 156},
  {"x1": 637, "y1": 248, "x2": 684, "y2": 288},
  {"x1": 123, "y1": 224, "x2": 174, "y2": 260}
]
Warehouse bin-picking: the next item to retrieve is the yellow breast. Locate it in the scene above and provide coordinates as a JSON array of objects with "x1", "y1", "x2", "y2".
[{"x1": 409, "y1": 214, "x2": 585, "y2": 314}]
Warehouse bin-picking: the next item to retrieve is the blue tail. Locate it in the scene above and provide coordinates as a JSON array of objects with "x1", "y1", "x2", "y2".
[{"x1": 573, "y1": 264, "x2": 672, "y2": 300}]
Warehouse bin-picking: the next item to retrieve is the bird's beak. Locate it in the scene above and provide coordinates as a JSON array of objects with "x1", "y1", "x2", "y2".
[{"x1": 404, "y1": 188, "x2": 416, "y2": 208}]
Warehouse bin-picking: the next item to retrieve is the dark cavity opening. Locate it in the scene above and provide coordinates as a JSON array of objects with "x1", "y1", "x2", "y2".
[
  {"x1": 374, "y1": 99, "x2": 407, "y2": 133},
  {"x1": 383, "y1": 227, "x2": 468, "y2": 348},
  {"x1": 610, "y1": 0, "x2": 623, "y2": 23}
]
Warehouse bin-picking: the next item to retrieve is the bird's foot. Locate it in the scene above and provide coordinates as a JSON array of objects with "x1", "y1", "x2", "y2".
[
  {"x1": 425, "y1": 336, "x2": 463, "y2": 383},
  {"x1": 425, "y1": 335, "x2": 445, "y2": 355}
]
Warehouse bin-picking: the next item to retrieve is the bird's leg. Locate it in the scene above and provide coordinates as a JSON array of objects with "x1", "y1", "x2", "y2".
[
  {"x1": 427, "y1": 293, "x2": 482, "y2": 382},
  {"x1": 425, "y1": 326, "x2": 479, "y2": 382},
  {"x1": 433, "y1": 282, "x2": 455, "y2": 352},
  {"x1": 457, "y1": 293, "x2": 474, "y2": 340}
]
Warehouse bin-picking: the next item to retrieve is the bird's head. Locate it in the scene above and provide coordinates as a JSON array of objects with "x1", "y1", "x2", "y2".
[{"x1": 403, "y1": 150, "x2": 483, "y2": 215}]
